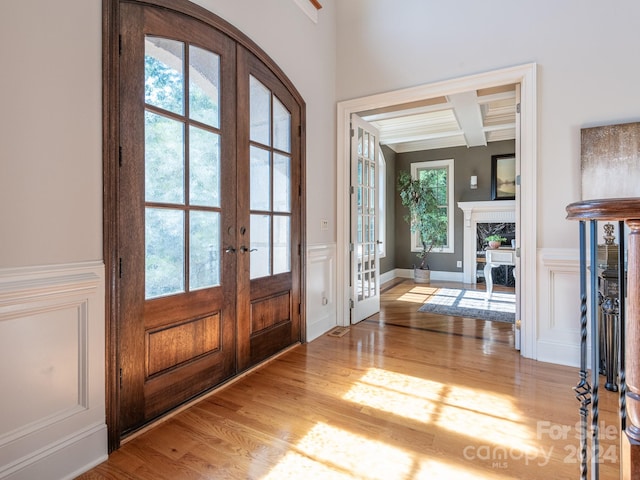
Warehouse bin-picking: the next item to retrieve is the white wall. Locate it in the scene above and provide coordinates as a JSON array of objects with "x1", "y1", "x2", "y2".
[{"x1": 0, "y1": 1, "x2": 103, "y2": 268}]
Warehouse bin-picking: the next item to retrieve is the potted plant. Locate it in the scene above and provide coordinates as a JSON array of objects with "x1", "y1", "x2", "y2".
[
  {"x1": 485, "y1": 234, "x2": 506, "y2": 249},
  {"x1": 397, "y1": 170, "x2": 448, "y2": 283}
]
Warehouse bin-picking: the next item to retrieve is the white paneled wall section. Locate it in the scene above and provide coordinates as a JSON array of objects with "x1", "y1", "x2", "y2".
[
  {"x1": 0, "y1": 262, "x2": 107, "y2": 480},
  {"x1": 306, "y1": 244, "x2": 337, "y2": 341},
  {"x1": 537, "y1": 249, "x2": 582, "y2": 367}
]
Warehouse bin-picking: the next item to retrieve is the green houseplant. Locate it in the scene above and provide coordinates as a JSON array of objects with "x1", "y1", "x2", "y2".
[
  {"x1": 485, "y1": 234, "x2": 506, "y2": 249},
  {"x1": 397, "y1": 170, "x2": 448, "y2": 283}
]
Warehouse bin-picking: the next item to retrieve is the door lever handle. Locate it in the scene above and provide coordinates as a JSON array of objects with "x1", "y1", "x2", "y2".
[
  {"x1": 225, "y1": 246, "x2": 236, "y2": 253},
  {"x1": 240, "y1": 246, "x2": 258, "y2": 253}
]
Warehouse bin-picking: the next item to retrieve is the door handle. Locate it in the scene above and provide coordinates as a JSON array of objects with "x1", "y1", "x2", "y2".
[
  {"x1": 225, "y1": 246, "x2": 236, "y2": 253},
  {"x1": 240, "y1": 246, "x2": 258, "y2": 253}
]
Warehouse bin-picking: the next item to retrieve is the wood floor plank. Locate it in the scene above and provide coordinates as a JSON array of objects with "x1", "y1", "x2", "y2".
[{"x1": 77, "y1": 280, "x2": 620, "y2": 479}]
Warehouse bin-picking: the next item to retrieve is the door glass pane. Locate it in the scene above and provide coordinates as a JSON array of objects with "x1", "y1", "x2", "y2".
[
  {"x1": 369, "y1": 188, "x2": 375, "y2": 215},
  {"x1": 189, "y1": 126, "x2": 220, "y2": 207},
  {"x1": 273, "y1": 215, "x2": 290, "y2": 274},
  {"x1": 363, "y1": 131, "x2": 369, "y2": 157},
  {"x1": 250, "y1": 146, "x2": 271, "y2": 211},
  {"x1": 250, "y1": 75, "x2": 271, "y2": 145},
  {"x1": 145, "y1": 111, "x2": 184, "y2": 204},
  {"x1": 188, "y1": 46, "x2": 220, "y2": 128},
  {"x1": 369, "y1": 162, "x2": 375, "y2": 189},
  {"x1": 145, "y1": 208, "x2": 184, "y2": 299},
  {"x1": 189, "y1": 211, "x2": 220, "y2": 290},
  {"x1": 273, "y1": 153, "x2": 290, "y2": 213},
  {"x1": 145, "y1": 37, "x2": 184, "y2": 115},
  {"x1": 273, "y1": 96, "x2": 291, "y2": 153},
  {"x1": 250, "y1": 214, "x2": 271, "y2": 279}
]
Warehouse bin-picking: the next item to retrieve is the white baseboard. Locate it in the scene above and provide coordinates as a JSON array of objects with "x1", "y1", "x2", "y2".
[
  {"x1": 393, "y1": 268, "x2": 463, "y2": 283},
  {"x1": 5, "y1": 424, "x2": 108, "y2": 480}
]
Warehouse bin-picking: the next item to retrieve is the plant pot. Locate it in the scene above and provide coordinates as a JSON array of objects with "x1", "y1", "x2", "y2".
[
  {"x1": 414, "y1": 268, "x2": 431, "y2": 284},
  {"x1": 488, "y1": 241, "x2": 501, "y2": 249}
]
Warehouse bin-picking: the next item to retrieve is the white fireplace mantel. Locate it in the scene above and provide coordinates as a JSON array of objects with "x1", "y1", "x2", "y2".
[{"x1": 458, "y1": 200, "x2": 516, "y2": 283}]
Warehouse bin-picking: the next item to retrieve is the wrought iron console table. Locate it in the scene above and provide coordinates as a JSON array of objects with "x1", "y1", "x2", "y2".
[{"x1": 566, "y1": 198, "x2": 640, "y2": 480}]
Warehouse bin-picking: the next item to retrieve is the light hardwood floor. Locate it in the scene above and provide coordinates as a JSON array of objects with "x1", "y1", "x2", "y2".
[{"x1": 78, "y1": 280, "x2": 620, "y2": 479}]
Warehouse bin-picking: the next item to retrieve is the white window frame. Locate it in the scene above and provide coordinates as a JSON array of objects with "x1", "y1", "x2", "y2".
[
  {"x1": 377, "y1": 149, "x2": 386, "y2": 258},
  {"x1": 409, "y1": 159, "x2": 454, "y2": 254}
]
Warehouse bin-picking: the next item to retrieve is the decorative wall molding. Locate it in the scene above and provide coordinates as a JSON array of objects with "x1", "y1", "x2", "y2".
[
  {"x1": 306, "y1": 244, "x2": 337, "y2": 341},
  {"x1": 536, "y1": 249, "x2": 583, "y2": 367},
  {"x1": 0, "y1": 262, "x2": 107, "y2": 480}
]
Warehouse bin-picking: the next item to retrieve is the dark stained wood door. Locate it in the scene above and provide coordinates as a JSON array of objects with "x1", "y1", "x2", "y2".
[
  {"x1": 115, "y1": 1, "x2": 302, "y2": 437},
  {"x1": 237, "y1": 48, "x2": 302, "y2": 370},
  {"x1": 118, "y1": 3, "x2": 237, "y2": 433}
]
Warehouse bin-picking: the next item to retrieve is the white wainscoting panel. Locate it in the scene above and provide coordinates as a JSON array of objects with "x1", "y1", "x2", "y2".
[
  {"x1": 306, "y1": 244, "x2": 337, "y2": 342},
  {"x1": 537, "y1": 249, "x2": 585, "y2": 367},
  {"x1": 0, "y1": 262, "x2": 107, "y2": 480}
]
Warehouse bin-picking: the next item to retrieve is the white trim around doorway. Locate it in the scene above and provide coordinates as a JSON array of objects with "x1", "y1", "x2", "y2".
[{"x1": 336, "y1": 63, "x2": 538, "y2": 359}]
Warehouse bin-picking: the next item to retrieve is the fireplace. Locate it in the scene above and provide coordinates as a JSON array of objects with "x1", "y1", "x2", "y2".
[{"x1": 457, "y1": 201, "x2": 516, "y2": 284}]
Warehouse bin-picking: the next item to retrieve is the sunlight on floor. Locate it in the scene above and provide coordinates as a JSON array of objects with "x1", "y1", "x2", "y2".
[
  {"x1": 396, "y1": 285, "x2": 439, "y2": 303},
  {"x1": 398, "y1": 286, "x2": 516, "y2": 316},
  {"x1": 262, "y1": 367, "x2": 537, "y2": 480},
  {"x1": 345, "y1": 368, "x2": 532, "y2": 449},
  {"x1": 424, "y1": 288, "x2": 515, "y2": 313},
  {"x1": 262, "y1": 422, "x2": 414, "y2": 480}
]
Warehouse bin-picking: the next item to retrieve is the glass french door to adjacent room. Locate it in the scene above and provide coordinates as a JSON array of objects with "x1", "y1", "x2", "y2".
[
  {"x1": 350, "y1": 115, "x2": 381, "y2": 323},
  {"x1": 113, "y1": 1, "x2": 303, "y2": 438}
]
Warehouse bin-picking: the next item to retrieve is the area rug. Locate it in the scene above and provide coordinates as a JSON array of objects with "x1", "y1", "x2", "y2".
[{"x1": 417, "y1": 288, "x2": 515, "y2": 324}]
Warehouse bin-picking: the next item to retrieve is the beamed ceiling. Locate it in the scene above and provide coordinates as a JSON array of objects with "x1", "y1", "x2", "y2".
[{"x1": 359, "y1": 84, "x2": 517, "y2": 153}]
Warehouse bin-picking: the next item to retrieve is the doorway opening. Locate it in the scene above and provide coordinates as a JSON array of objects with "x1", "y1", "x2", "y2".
[{"x1": 336, "y1": 64, "x2": 537, "y2": 358}]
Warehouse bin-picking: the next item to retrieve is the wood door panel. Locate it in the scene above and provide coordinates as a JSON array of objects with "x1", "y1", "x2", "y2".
[
  {"x1": 143, "y1": 288, "x2": 224, "y2": 330},
  {"x1": 250, "y1": 321, "x2": 293, "y2": 365},
  {"x1": 250, "y1": 273, "x2": 292, "y2": 299},
  {"x1": 143, "y1": 349, "x2": 234, "y2": 420},
  {"x1": 146, "y1": 312, "x2": 221, "y2": 377},
  {"x1": 250, "y1": 292, "x2": 291, "y2": 334}
]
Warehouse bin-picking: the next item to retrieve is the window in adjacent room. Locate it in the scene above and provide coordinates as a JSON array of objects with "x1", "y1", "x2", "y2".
[{"x1": 410, "y1": 159, "x2": 454, "y2": 254}]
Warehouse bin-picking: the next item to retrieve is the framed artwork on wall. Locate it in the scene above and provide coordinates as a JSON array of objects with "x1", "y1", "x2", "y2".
[
  {"x1": 491, "y1": 154, "x2": 516, "y2": 200},
  {"x1": 581, "y1": 121, "x2": 640, "y2": 200}
]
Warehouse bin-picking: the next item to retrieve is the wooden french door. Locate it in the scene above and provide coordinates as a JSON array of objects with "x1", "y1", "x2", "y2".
[
  {"x1": 114, "y1": 1, "x2": 302, "y2": 437},
  {"x1": 237, "y1": 48, "x2": 302, "y2": 370}
]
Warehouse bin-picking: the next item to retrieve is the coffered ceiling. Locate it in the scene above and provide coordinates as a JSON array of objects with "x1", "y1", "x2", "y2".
[{"x1": 359, "y1": 84, "x2": 517, "y2": 153}]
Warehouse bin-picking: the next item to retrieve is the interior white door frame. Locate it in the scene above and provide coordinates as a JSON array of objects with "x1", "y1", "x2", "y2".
[{"x1": 336, "y1": 63, "x2": 538, "y2": 359}]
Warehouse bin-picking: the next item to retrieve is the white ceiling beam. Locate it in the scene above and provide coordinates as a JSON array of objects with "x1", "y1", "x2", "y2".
[
  {"x1": 360, "y1": 102, "x2": 452, "y2": 122},
  {"x1": 447, "y1": 91, "x2": 487, "y2": 147},
  {"x1": 380, "y1": 129, "x2": 464, "y2": 145},
  {"x1": 476, "y1": 90, "x2": 516, "y2": 105}
]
